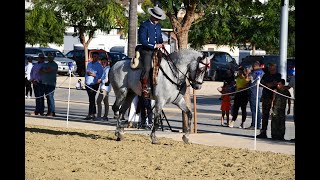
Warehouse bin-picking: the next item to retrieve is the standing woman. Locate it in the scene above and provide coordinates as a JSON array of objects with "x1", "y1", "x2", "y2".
[
  {"x1": 228, "y1": 67, "x2": 250, "y2": 128},
  {"x1": 96, "y1": 58, "x2": 111, "y2": 121},
  {"x1": 84, "y1": 52, "x2": 103, "y2": 120},
  {"x1": 25, "y1": 57, "x2": 33, "y2": 98}
]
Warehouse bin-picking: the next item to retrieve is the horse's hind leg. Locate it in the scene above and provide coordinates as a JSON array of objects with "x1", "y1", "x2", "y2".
[
  {"x1": 115, "y1": 91, "x2": 136, "y2": 141},
  {"x1": 112, "y1": 88, "x2": 128, "y2": 119},
  {"x1": 173, "y1": 95, "x2": 192, "y2": 144}
]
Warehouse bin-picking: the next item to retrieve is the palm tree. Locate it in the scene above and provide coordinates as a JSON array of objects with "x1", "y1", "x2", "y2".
[{"x1": 128, "y1": 0, "x2": 138, "y2": 58}]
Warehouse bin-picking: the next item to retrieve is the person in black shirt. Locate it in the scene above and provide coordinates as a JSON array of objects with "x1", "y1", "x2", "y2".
[{"x1": 256, "y1": 63, "x2": 282, "y2": 138}]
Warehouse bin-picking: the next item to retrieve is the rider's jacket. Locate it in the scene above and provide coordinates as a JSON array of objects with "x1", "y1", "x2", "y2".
[{"x1": 138, "y1": 19, "x2": 163, "y2": 50}]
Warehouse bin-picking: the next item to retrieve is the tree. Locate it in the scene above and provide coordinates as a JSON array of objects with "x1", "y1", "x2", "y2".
[
  {"x1": 25, "y1": 3, "x2": 65, "y2": 46},
  {"x1": 30, "y1": 0, "x2": 128, "y2": 68},
  {"x1": 153, "y1": 0, "x2": 213, "y2": 133},
  {"x1": 128, "y1": 0, "x2": 138, "y2": 58},
  {"x1": 188, "y1": 0, "x2": 295, "y2": 56}
]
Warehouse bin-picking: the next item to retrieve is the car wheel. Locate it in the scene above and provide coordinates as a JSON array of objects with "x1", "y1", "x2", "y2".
[{"x1": 212, "y1": 70, "x2": 218, "y2": 81}]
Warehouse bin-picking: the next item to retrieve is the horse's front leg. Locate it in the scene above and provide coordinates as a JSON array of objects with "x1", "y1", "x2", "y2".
[
  {"x1": 150, "y1": 108, "x2": 161, "y2": 144},
  {"x1": 173, "y1": 95, "x2": 192, "y2": 144}
]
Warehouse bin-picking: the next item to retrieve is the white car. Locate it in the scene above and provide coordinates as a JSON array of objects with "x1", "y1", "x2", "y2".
[{"x1": 25, "y1": 47, "x2": 77, "y2": 75}]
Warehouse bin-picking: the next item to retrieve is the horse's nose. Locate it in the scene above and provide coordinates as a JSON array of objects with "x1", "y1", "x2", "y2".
[{"x1": 194, "y1": 85, "x2": 202, "y2": 90}]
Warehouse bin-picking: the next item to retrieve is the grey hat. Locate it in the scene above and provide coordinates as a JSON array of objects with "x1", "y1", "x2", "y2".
[{"x1": 148, "y1": 6, "x2": 166, "y2": 20}]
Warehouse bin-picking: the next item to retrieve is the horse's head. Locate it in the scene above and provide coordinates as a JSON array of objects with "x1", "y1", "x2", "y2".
[{"x1": 188, "y1": 54, "x2": 212, "y2": 90}]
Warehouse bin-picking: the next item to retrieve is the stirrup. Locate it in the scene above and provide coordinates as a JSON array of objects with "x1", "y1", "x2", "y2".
[{"x1": 142, "y1": 89, "x2": 150, "y2": 98}]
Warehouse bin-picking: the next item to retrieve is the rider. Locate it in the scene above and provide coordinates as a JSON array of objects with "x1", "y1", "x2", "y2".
[{"x1": 138, "y1": 6, "x2": 166, "y2": 97}]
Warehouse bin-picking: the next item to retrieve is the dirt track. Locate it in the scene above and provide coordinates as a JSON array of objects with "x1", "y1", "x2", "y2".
[{"x1": 26, "y1": 124, "x2": 294, "y2": 179}]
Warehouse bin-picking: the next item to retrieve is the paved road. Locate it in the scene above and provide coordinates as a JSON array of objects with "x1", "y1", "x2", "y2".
[{"x1": 25, "y1": 76, "x2": 295, "y2": 141}]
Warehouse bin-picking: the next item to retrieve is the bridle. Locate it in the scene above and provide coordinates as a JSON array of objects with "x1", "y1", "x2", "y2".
[
  {"x1": 189, "y1": 57, "x2": 210, "y2": 85},
  {"x1": 161, "y1": 47, "x2": 210, "y2": 87}
]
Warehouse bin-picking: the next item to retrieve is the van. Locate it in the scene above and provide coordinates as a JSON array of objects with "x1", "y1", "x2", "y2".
[{"x1": 201, "y1": 51, "x2": 239, "y2": 81}]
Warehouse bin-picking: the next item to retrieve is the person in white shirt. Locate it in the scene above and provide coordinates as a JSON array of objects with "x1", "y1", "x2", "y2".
[
  {"x1": 25, "y1": 57, "x2": 33, "y2": 98},
  {"x1": 96, "y1": 58, "x2": 112, "y2": 121}
]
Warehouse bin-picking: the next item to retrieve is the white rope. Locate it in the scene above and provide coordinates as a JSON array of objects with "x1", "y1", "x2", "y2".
[
  {"x1": 28, "y1": 76, "x2": 70, "y2": 99},
  {"x1": 259, "y1": 83, "x2": 295, "y2": 100},
  {"x1": 70, "y1": 72, "x2": 116, "y2": 97}
]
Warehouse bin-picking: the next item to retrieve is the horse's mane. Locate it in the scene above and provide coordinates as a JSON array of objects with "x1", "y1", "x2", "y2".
[{"x1": 168, "y1": 49, "x2": 202, "y2": 65}]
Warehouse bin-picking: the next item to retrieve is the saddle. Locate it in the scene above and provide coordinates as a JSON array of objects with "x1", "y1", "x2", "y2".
[{"x1": 131, "y1": 45, "x2": 163, "y2": 98}]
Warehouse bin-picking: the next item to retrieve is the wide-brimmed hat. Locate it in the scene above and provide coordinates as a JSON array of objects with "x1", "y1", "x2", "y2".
[{"x1": 148, "y1": 6, "x2": 166, "y2": 20}]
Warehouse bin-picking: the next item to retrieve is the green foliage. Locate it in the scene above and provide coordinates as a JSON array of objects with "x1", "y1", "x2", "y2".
[
  {"x1": 138, "y1": 0, "x2": 172, "y2": 28},
  {"x1": 188, "y1": 0, "x2": 295, "y2": 56},
  {"x1": 25, "y1": 3, "x2": 65, "y2": 46},
  {"x1": 26, "y1": 0, "x2": 128, "y2": 45}
]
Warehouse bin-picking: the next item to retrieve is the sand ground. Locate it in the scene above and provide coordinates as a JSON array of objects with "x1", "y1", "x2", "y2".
[{"x1": 25, "y1": 124, "x2": 294, "y2": 180}]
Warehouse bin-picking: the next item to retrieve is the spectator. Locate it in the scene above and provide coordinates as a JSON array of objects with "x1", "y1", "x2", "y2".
[
  {"x1": 30, "y1": 54, "x2": 46, "y2": 116},
  {"x1": 40, "y1": 53, "x2": 58, "y2": 117},
  {"x1": 229, "y1": 67, "x2": 250, "y2": 128},
  {"x1": 96, "y1": 58, "x2": 111, "y2": 121},
  {"x1": 257, "y1": 63, "x2": 282, "y2": 138},
  {"x1": 84, "y1": 52, "x2": 104, "y2": 120},
  {"x1": 271, "y1": 79, "x2": 291, "y2": 140},
  {"x1": 139, "y1": 96, "x2": 153, "y2": 129},
  {"x1": 25, "y1": 57, "x2": 33, "y2": 99},
  {"x1": 217, "y1": 82, "x2": 232, "y2": 126},
  {"x1": 246, "y1": 61, "x2": 265, "y2": 130},
  {"x1": 76, "y1": 79, "x2": 82, "y2": 90},
  {"x1": 127, "y1": 95, "x2": 141, "y2": 128},
  {"x1": 286, "y1": 73, "x2": 295, "y2": 141}
]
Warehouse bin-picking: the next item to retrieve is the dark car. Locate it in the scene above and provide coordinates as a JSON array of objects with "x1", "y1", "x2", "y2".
[
  {"x1": 107, "y1": 52, "x2": 130, "y2": 67},
  {"x1": 65, "y1": 49, "x2": 109, "y2": 76},
  {"x1": 25, "y1": 47, "x2": 77, "y2": 75},
  {"x1": 201, "y1": 51, "x2": 239, "y2": 81},
  {"x1": 240, "y1": 55, "x2": 295, "y2": 82}
]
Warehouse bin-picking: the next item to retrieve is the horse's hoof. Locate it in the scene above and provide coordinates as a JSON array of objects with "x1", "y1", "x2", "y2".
[
  {"x1": 182, "y1": 135, "x2": 190, "y2": 144},
  {"x1": 150, "y1": 135, "x2": 159, "y2": 144},
  {"x1": 151, "y1": 139, "x2": 159, "y2": 144}
]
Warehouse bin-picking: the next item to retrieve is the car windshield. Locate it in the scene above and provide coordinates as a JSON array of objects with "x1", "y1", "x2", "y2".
[{"x1": 43, "y1": 51, "x2": 65, "y2": 57}]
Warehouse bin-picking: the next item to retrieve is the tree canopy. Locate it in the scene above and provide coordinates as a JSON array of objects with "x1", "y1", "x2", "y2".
[
  {"x1": 188, "y1": 0, "x2": 295, "y2": 56},
  {"x1": 25, "y1": 3, "x2": 65, "y2": 46}
]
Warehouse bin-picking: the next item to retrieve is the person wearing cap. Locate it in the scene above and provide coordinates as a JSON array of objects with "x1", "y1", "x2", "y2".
[
  {"x1": 138, "y1": 6, "x2": 166, "y2": 97},
  {"x1": 40, "y1": 52, "x2": 58, "y2": 117}
]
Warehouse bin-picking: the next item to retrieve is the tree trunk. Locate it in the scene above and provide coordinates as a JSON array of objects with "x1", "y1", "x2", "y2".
[
  {"x1": 167, "y1": 4, "x2": 197, "y2": 133},
  {"x1": 175, "y1": 28, "x2": 193, "y2": 133},
  {"x1": 79, "y1": 29, "x2": 94, "y2": 71},
  {"x1": 128, "y1": 0, "x2": 138, "y2": 58}
]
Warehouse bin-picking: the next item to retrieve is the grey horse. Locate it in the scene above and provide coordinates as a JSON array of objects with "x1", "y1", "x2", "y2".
[{"x1": 110, "y1": 48, "x2": 212, "y2": 144}]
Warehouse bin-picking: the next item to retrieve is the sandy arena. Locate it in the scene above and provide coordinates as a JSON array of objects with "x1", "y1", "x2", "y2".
[{"x1": 25, "y1": 124, "x2": 294, "y2": 179}]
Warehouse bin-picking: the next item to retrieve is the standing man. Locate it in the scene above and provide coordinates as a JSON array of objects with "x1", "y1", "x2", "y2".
[
  {"x1": 41, "y1": 52, "x2": 58, "y2": 117},
  {"x1": 138, "y1": 6, "x2": 166, "y2": 97},
  {"x1": 257, "y1": 63, "x2": 282, "y2": 138},
  {"x1": 96, "y1": 58, "x2": 111, "y2": 121},
  {"x1": 30, "y1": 54, "x2": 46, "y2": 116},
  {"x1": 246, "y1": 61, "x2": 265, "y2": 130},
  {"x1": 84, "y1": 52, "x2": 103, "y2": 120}
]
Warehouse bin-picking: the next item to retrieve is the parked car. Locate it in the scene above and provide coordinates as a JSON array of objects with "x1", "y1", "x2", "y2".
[
  {"x1": 25, "y1": 47, "x2": 77, "y2": 75},
  {"x1": 107, "y1": 52, "x2": 130, "y2": 67},
  {"x1": 65, "y1": 49, "x2": 109, "y2": 76},
  {"x1": 201, "y1": 50, "x2": 239, "y2": 81},
  {"x1": 240, "y1": 55, "x2": 295, "y2": 82}
]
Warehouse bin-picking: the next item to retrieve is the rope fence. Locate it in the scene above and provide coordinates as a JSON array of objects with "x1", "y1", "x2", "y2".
[{"x1": 26, "y1": 72, "x2": 295, "y2": 150}]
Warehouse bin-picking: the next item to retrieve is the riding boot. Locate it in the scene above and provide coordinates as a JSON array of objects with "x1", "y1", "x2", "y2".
[{"x1": 141, "y1": 77, "x2": 149, "y2": 98}]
